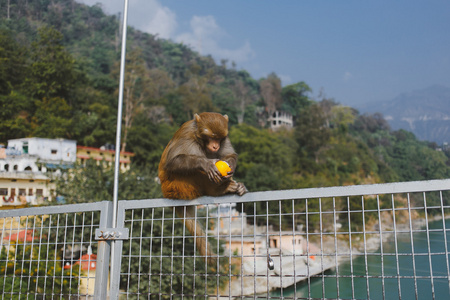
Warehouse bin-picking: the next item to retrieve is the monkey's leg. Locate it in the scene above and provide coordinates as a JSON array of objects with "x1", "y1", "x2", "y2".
[
  {"x1": 161, "y1": 178, "x2": 202, "y2": 200},
  {"x1": 175, "y1": 206, "x2": 217, "y2": 265}
]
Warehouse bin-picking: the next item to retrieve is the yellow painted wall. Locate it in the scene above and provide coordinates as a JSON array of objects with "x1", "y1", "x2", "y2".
[{"x1": 76, "y1": 146, "x2": 134, "y2": 172}]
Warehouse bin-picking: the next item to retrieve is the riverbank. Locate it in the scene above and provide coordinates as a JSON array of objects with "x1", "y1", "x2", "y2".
[
  {"x1": 213, "y1": 212, "x2": 446, "y2": 298},
  {"x1": 270, "y1": 215, "x2": 450, "y2": 299}
]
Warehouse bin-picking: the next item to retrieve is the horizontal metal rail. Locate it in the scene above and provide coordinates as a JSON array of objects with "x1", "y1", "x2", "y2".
[
  {"x1": 0, "y1": 201, "x2": 111, "y2": 218},
  {"x1": 1, "y1": 179, "x2": 449, "y2": 299},
  {"x1": 119, "y1": 179, "x2": 450, "y2": 209}
]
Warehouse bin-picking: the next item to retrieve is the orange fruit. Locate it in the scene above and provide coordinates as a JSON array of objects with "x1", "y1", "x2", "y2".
[{"x1": 215, "y1": 160, "x2": 231, "y2": 177}]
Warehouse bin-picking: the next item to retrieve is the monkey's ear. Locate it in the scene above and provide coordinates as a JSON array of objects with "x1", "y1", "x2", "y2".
[
  {"x1": 194, "y1": 114, "x2": 201, "y2": 122},
  {"x1": 223, "y1": 114, "x2": 229, "y2": 122}
]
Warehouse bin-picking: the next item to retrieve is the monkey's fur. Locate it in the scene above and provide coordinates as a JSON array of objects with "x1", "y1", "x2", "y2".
[{"x1": 158, "y1": 112, "x2": 246, "y2": 264}]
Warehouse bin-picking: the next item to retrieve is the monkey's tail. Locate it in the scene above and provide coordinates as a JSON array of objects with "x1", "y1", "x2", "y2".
[{"x1": 175, "y1": 206, "x2": 217, "y2": 266}]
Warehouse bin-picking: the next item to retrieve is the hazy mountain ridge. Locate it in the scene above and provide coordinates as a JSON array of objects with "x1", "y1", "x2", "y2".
[{"x1": 358, "y1": 85, "x2": 450, "y2": 145}]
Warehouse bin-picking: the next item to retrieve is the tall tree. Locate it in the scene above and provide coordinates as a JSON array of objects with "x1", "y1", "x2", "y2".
[
  {"x1": 0, "y1": 29, "x2": 32, "y2": 143},
  {"x1": 281, "y1": 81, "x2": 312, "y2": 119},
  {"x1": 0, "y1": 29, "x2": 28, "y2": 95},
  {"x1": 295, "y1": 103, "x2": 331, "y2": 163},
  {"x1": 114, "y1": 48, "x2": 152, "y2": 152},
  {"x1": 177, "y1": 65, "x2": 214, "y2": 120},
  {"x1": 114, "y1": 48, "x2": 176, "y2": 151},
  {"x1": 260, "y1": 73, "x2": 282, "y2": 115},
  {"x1": 24, "y1": 26, "x2": 77, "y2": 101},
  {"x1": 230, "y1": 79, "x2": 253, "y2": 124},
  {"x1": 32, "y1": 96, "x2": 73, "y2": 138}
]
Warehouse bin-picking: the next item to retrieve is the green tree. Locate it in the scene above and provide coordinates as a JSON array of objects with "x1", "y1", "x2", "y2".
[
  {"x1": 177, "y1": 71, "x2": 215, "y2": 120},
  {"x1": 24, "y1": 26, "x2": 78, "y2": 101},
  {"x1": 329, "y1": 105, "x2": 356, "y2": 133},
  {"x1": 74, "y1": 93, "x2": 117, "y2": 147},
  {"x1": 56, "y1": 160, "x2": 162, "y2": 203},
  {"x1": 0, "y1": 92, "x2": 33, "y2": 143},
  {"x1": 385, "y1": 130, "x2": 450, "y2": 181},
  {"x1": 281, "y1": 81, "x2": 312, "y2": 118},
  {"x1": 230, "y1": 124, "x2": 295, "y2": 191},
  {"x1": 230, "y1": 79, "x2": 254, "y2": 124},
  {"x1": 260, "y1": 73, "x2": 282, "y2": 115},
  {"x1": 210, "y1": 86, "x2": 240, "y2": 125},
  {"x1": 295, "y1": 103, "x2": 331, "y2": 163},
  {"x1": 0, "y1": 29, "x2": 33, "y2": 143},
  {"x1": 112, "y1": 48, "x2": 153, "y2": 152},
  {"x1": 0, "y1": 29, "x2": 28, "y2": 95},
  {"x1": 126, "y1": 112, "x2": 176, "y2": 169},
  {"x1": 32, "y1": 97, "x2": 73, "y2": 138}
]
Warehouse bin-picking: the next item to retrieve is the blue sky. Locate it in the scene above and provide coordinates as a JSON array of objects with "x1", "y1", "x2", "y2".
[{"x1": 80, "y1": 0, "x2": 450, "y2": 107}]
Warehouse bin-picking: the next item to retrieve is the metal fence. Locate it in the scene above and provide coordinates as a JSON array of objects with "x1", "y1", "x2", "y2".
[{"x1": 1, "y1": 179, "x2": 449, "y2": 299}]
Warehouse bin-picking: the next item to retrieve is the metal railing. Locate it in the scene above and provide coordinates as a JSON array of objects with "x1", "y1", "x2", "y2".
[{"x1": 1, "y1": 179, "x2": 449, "y2": 299}]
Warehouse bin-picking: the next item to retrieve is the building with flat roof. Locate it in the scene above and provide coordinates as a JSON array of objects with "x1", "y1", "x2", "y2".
[
  {"x1": 76, "y1": 145, "x2": 134, "y2": 172},
  {"x1": 1, "y1": 138, "x2": 135, "y2": 207},
  {"x1": 268, "y1": 111, "x2": 293, "y2": 130},
  {"x1": 0, "y1": 138, "x2": 76, "y2": 207},
  {"x1": 7, "y1": 137, "x2": 76, "y2": 163}
]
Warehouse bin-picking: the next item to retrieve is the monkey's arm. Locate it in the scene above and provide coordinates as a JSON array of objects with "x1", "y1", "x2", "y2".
[
  {"x1": 219, "y1": 137, "x2": 238, "y2": 171},
  {"x1": 164, "y1": 139, "x2": 222, "y2": 182}
]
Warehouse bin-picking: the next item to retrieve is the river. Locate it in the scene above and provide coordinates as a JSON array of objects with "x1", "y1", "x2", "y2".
[{"x1": 269, "y1": 219, "x2": 450, "y2": 299}]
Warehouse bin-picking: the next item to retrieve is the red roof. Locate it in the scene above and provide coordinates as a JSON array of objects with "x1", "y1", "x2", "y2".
[
  {"x1": 76, "y1": 155, "x2": 131, "y2": 163},
  {"x1": 77, "y1": 145, "x2": 134, "y2": 156},
  {"x1": 66, "y1": 253, "x2": 97, "y2": 271},
  {"x1": 3, "y1": 230, "x2": 37, "y2": 242}
]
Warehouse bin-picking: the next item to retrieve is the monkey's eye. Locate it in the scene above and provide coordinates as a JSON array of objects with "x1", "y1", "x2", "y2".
[{"x1": 203, "y1": 129, "x2": 211, "y2": 136}]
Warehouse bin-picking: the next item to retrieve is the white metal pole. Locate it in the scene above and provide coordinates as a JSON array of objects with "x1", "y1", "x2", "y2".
[
  {"x1": 113, "y1": 0, "x2": 129, "y2": 228},
  {"x1": 109, "y1": 0, "x2": 129, "y2": 297}
]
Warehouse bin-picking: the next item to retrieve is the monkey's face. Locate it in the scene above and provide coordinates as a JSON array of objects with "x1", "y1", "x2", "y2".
[
  {"x1": 200, "y1": 128, "x2": 225, "y2": 154},
  {"x1": 195, "y1": 112, "x2": 229, "y2": 155},
  {"x1": 205, "y1": 137, "x2": 222, "y2": 154}
]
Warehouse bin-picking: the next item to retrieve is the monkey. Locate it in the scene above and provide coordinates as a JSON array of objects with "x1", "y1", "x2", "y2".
[{"x1": 158, "y1": 112, "x2": 247, "y2": 264}]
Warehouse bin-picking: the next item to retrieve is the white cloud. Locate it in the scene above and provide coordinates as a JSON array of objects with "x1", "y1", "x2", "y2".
[
  {"x1": 79, "y1": 1, "x2": 254, "y2": 64},
  {"x1": 175, "y1": 15, "x2": 255, "y2": 64},
  {"x1": 140, "y1": 5, "x2": 177, "y2": 39},
  {"x1": 190, "y1": 15, "x2": 225, "y2": 40},
  {"x1": 124, "y1": 0, "x2": 177, "y2": 39},
  {"x1": 78, "y1": 0, "x2": 177, "y2": 39}
]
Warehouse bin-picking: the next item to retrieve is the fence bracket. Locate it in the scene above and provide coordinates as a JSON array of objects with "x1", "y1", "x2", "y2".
[{"x1": 95, "y1": 228, "x2": 129, "y2": 241}]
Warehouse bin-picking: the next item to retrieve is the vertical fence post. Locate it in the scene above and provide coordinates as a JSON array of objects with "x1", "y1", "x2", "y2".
[
  {"x1": 110, "y1": 201, "x2": 128, "y2": 298},
  {"x1": 94, "y1": 201, "x2": 113, "y2": 300}
]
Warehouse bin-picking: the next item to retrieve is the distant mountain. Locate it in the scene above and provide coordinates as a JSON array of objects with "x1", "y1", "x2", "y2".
[{"x1": 357, "y1": 85, "x2": 450, "y2": 145}]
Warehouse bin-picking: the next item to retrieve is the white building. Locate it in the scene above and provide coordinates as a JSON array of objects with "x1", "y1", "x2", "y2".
[
  {"x1": 0, "y1": 138, "x2": 76, "y2": 207},
  {"x1": 268, "y1": 111, "x2": 293, "y2": 130},
  {"x1": 7, "y1": 137, "x2": 76, "y2": 164}
]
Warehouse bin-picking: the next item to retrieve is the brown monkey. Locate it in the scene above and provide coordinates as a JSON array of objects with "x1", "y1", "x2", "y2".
[{"x1": 158, "y1": 112, "x2": 247, "y2": 264}]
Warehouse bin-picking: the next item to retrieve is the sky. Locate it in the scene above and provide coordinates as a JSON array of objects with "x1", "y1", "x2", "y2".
[{"x1": 79, "y1": 0, "x2": 450, "y2": 107}]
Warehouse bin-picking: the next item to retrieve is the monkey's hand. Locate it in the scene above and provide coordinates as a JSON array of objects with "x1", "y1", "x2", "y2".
[
  {"x1": 236, "y1": 182, "x2": 248, "y2": 196},
  {"x1": 221, "y1": 164, "x2": 234, "y2": 180},
  {"x1": 205, "y1": 160, "x2": 222, "y2": 183},
  {"x1": 224, "y1": 180, "x2": 247, "y2": 196}
]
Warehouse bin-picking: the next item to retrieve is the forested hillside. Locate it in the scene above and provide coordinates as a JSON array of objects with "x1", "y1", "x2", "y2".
[{"x1": 1, "y1": 0, "x2": 449, "y2": 200}]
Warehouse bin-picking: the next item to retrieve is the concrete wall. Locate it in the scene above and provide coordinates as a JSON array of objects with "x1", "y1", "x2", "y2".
[{"x1": 7, "y1": 138, "x2": 76, "y2": 162}]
